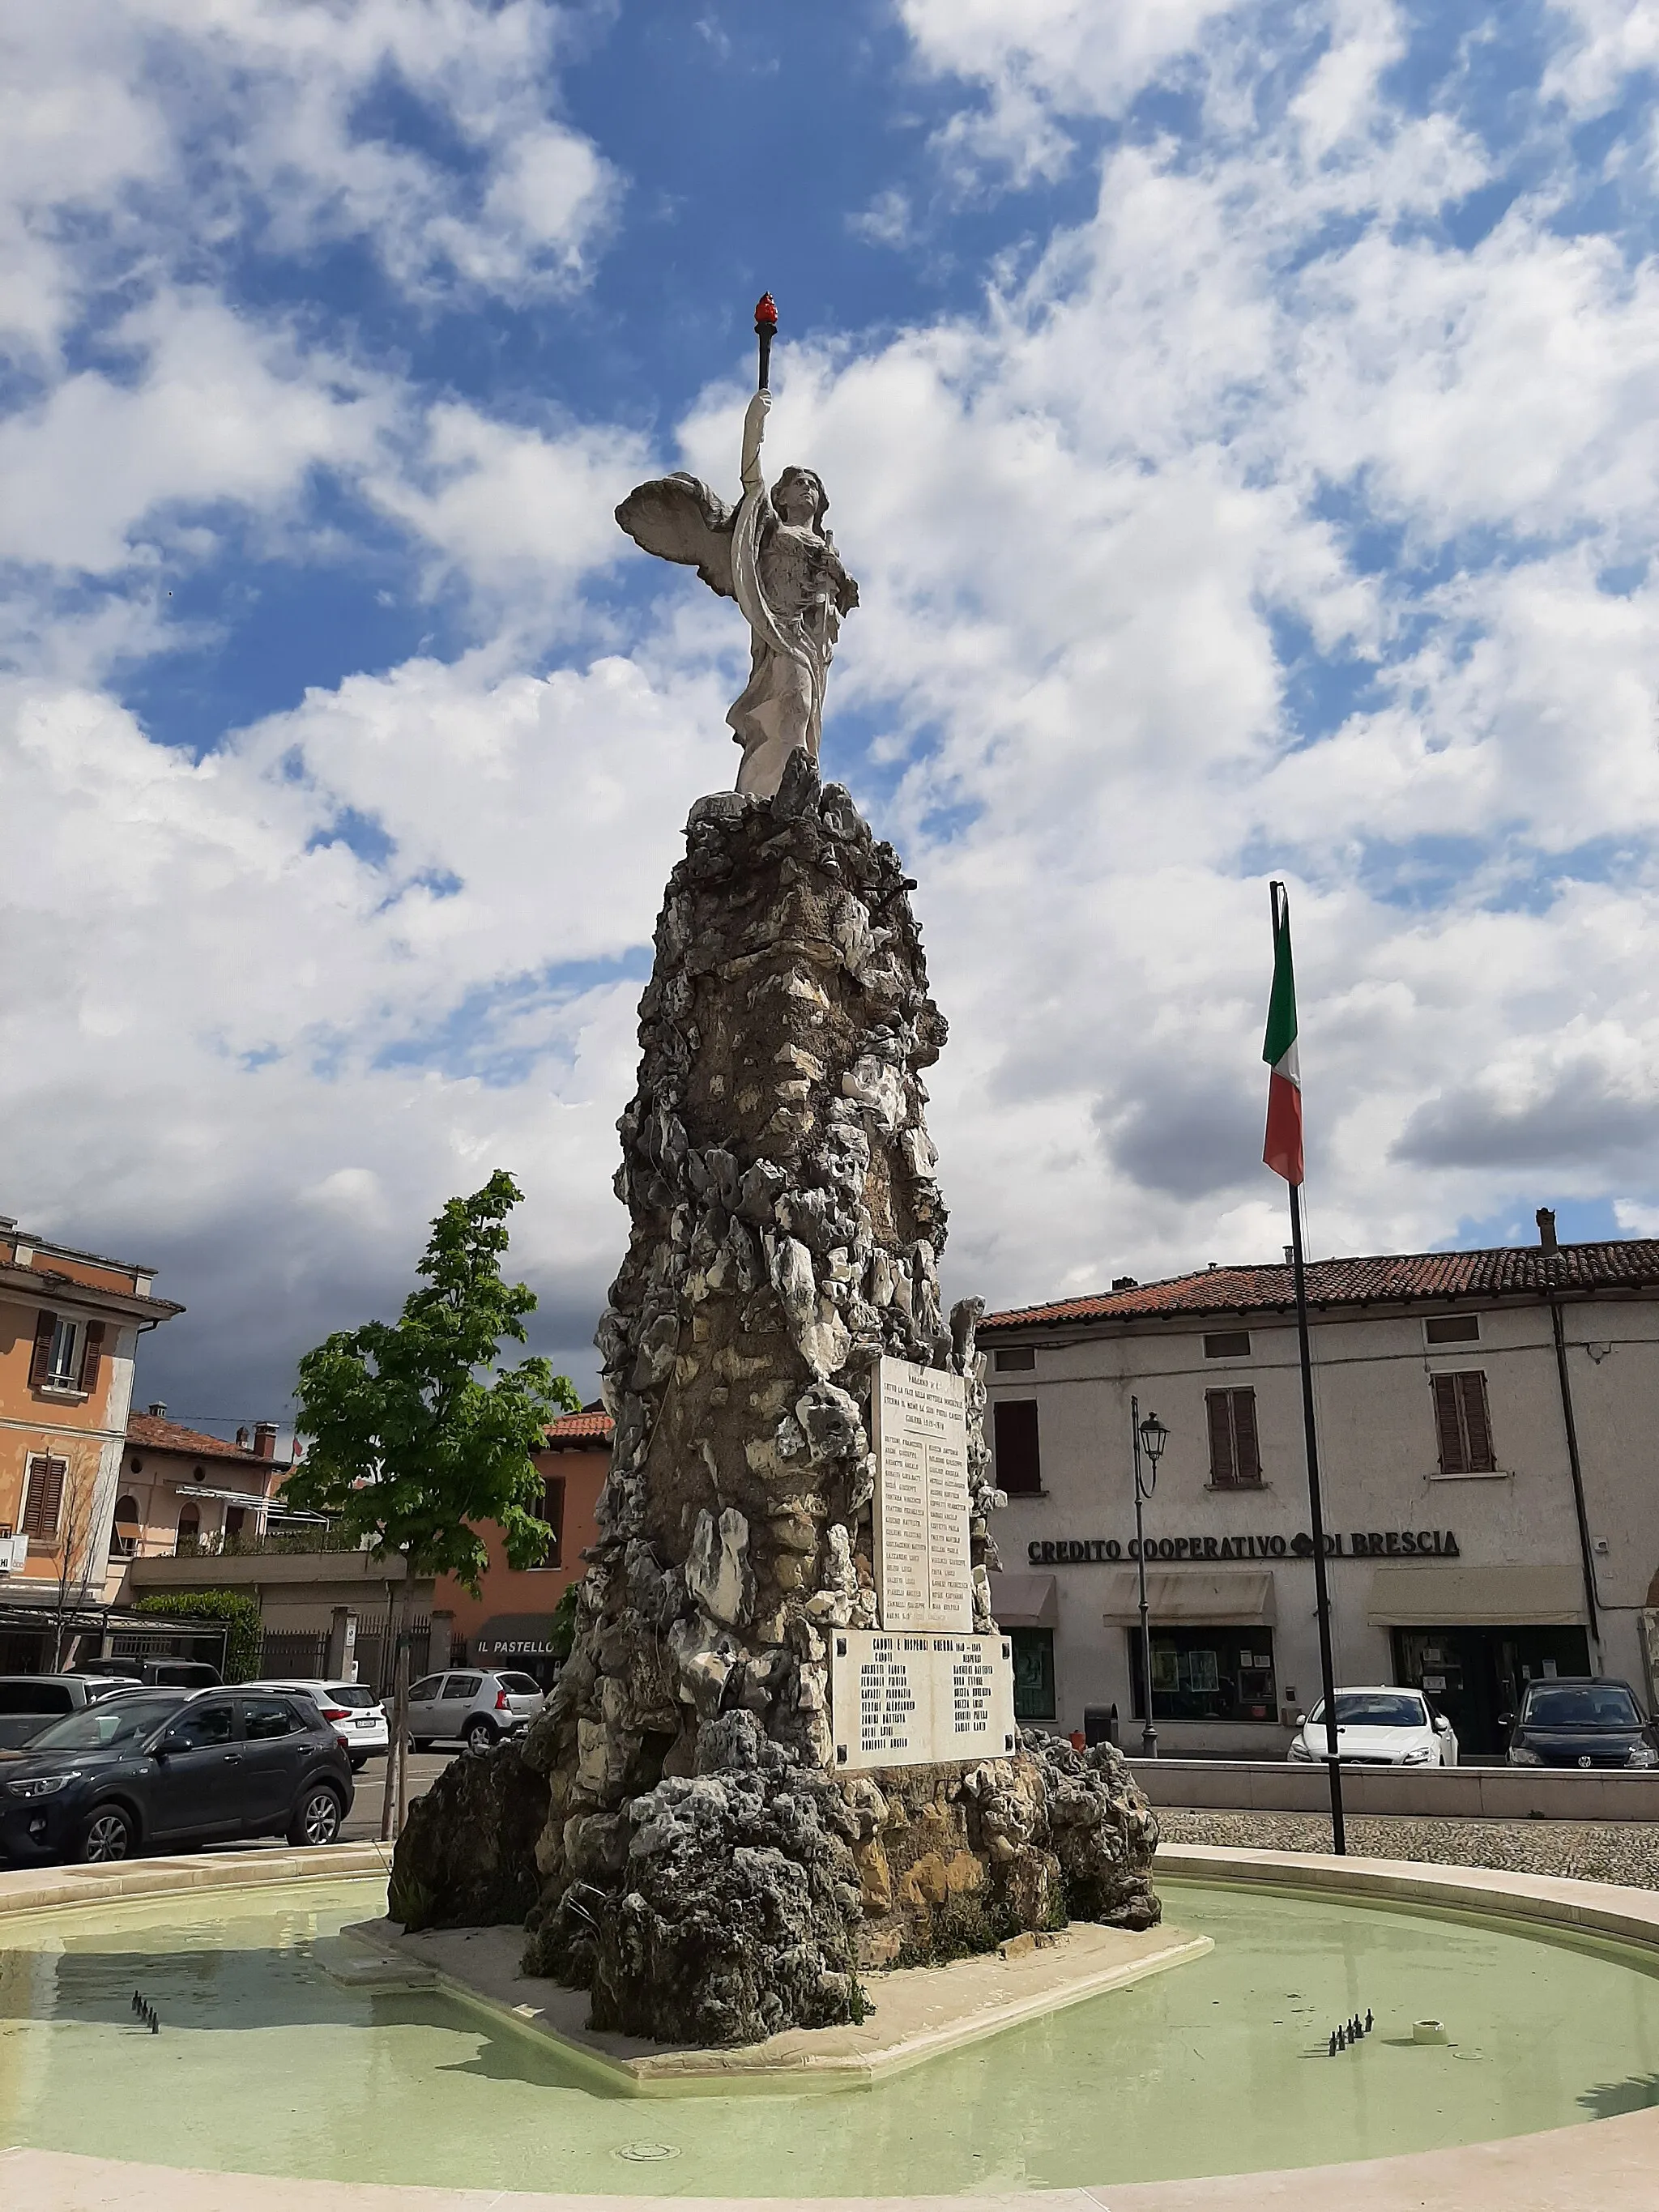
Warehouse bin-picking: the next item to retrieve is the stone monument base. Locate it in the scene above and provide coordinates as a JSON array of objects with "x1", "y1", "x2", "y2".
[
  {"x1": 391, "y1": 1723, "x2": 1162, "y2": 2047},
  {"x1": 339, "y1": 1911, "x2": 1209, "y2": 2093}
]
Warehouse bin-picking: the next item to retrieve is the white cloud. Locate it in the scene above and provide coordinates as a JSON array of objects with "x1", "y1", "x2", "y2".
[
  {"x1": 0, "y1": 0, "x2": 619, "y2": 365},
  {"x1": 9, "y1": 0, "x2": 1659, "y2": 1426}
]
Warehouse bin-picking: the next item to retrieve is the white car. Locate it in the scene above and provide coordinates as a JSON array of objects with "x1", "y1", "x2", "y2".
[
  {"x1": 1288, "y1": 1687, "x2": 1457, "y2": 1767},
  {"x1": 241, "y1": 1679, "x2": 389, "y2": 1770}
]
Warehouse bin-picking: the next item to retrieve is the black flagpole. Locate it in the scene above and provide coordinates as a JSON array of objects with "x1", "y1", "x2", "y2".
[
  {"x1": 1290, "y1": 1174, "x2": 1346, "y2": 1854},
  {"x1": 1272, "y1": 882, "x2": 1346, "y2": 1855}
]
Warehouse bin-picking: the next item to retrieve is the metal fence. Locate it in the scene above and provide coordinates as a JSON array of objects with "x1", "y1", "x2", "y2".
[{"x1": 254, "y1": 1609, "x2": 430, "y2": 1696}]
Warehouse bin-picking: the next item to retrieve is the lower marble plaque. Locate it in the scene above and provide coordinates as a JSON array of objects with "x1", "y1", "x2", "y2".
[{"x1": 829, "y1": 1627, "x2": 1018, "y2": 1772}]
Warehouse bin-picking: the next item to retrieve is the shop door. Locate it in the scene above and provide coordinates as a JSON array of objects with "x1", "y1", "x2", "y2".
[
  {"x1": 1394, "y1": 1630, "x2": 1493, "y2": 1752},
  {"x1": 1492, "y1": 1628, "x2": 1593, "y2": 1726},
  {"x1": 1393, "y1": 1626, "x2": 1593, "y2": 1756}
]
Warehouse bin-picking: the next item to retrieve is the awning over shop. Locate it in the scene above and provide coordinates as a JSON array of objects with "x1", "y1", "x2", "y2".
[
  {"x1": 472, "y1": 1613, "x2": 561, "y2": 1659},
  {"x1": 1099, "y1": 1571, "x2": 1276, "y2": 1626},
  {"x1": 1367, "y1": 1563, "x2": 1584, "y2": 1626},
  {"x1": 987, "y1": 1572, "x2": 1059, "y2": 1628}
]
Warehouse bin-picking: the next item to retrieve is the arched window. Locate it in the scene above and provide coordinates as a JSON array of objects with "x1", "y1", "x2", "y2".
[
  {"x1": 112, "y1": 1497, "x2": 141, "y2": 1558},
  {"x1": 175, "y1": 1505, "x2": 201, "y2": 1556}
]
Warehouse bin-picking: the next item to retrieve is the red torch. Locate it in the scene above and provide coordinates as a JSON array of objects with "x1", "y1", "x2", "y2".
[{"x1": 754, "y1": 292, "x2": 777, "y2": 392}]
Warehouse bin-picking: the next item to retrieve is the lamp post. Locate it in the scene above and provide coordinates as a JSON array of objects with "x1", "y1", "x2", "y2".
[{"x1": 1131, "y1": 1397, "x2": 1169, "y2": 1757}]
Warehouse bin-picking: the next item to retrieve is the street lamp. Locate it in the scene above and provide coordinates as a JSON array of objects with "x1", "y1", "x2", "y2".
[{"x1": 1131, "y1": 1398, "x2": 1169, "y2": 1757}]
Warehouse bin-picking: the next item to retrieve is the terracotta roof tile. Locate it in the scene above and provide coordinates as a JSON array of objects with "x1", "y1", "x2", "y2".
[
  {"x1": 983, "y1": 1239, "x2": 1659, "y2": 1331},
  {"x1": 125, "y1": 1411, "x2": 290, "y2": 1468},
  {"x1": 544, "y1": 1409, "x2": 614, "y2": 1447}
]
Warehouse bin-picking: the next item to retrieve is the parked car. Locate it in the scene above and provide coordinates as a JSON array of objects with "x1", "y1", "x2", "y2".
[
  {"x1": 0, "y1": 1686, "x2": 354, "y2": 1865},
  {"x1": 1505, "y1": 1678, "x2": 1659, "y2": 1768},
  {"x1": 76, "y1": 1657, "x2": 223, "y2": 1690},
  {"x1": 0, "y1": 1675, "x2": 110, "y2": 1753},
  {"x1": 1287, "y1": 1687, "x2": 1458, "y2": 1767},
  {"x1": 241, "y1": 1679, "x2": 388, "y2": 1770},
  {"x1": 407, "y1": 1669, "x2": 545, "y2": 1754}
]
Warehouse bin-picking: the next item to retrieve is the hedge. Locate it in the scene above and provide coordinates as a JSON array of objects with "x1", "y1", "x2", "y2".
[{"x1": 134, "y1": 1590, "x2": 263, "y2": 1682}]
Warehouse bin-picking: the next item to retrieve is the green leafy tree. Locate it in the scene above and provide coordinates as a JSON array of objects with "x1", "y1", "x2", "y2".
[
  {"x1": 285, "y1": 1171, "x2": 578, "y2": 1836},
  {"x1": 285, "y1": 1170, "x2": 578, "y2": 1590}
]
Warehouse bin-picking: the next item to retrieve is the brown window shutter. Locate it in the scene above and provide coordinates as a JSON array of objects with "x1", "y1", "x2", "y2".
[
  {"x1": 1458, "y1": 1372, "x2": 1495, "y2": 1471},
  {"x1": 22, "y1": 1457, "x2": 66, "y2": 1542},
  {"x1": 1232, "y1": 1389, "x2": 1261, "y2": 1483},
  {"x1": 992, "y1": 1400, "x2": 1042, "y2": 1494},
  {"x1": 79, "y1": 1320, "x2": 105, "y2": 1395},
  {"x1": 539, "y1": 1474, "x2": 566, "y2": 1567},
  {"x1": 1206, "y1": 1390, "x2": 1236, "y2": 1485},
  {"x1": 1431, "y1": 1373, "x2": 1465, "y2": 1473},
  {"x1": 29, "y1": 1311, "x2": 55, "y2": 1389}
]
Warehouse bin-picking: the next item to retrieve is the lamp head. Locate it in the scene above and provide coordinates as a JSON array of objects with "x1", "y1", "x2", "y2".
[{"x1": 1139, "y1": 1409, "x2": 1169, "y2": 1467}]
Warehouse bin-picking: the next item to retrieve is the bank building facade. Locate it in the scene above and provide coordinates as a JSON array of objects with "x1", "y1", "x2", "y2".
[{"x1": 981, "y1": 1216, "x2": 1659, "y2": 1760}]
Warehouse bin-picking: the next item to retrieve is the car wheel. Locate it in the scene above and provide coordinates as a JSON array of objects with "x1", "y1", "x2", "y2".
[
  {"x1": 349, "y1": 1753, "x2": 368, "y2": 1771},
  {"x1": 464, "y1": 1718, "x2": 496, "y2": 1755},
  {"x1": 288, "y1": 1784, "x2": 345, "y2": 1848},
  {"x1": 78, "y1": 1803, "x2": 136, "y2": 1864},
  {"x1": 411, "y1": 1738, "x2": 432, "y2": 1754}
]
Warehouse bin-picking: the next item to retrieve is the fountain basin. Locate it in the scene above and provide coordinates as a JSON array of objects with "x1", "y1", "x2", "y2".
[{"x1": 4, "y1": 1844, "x2": 1659, "y2": 2201}]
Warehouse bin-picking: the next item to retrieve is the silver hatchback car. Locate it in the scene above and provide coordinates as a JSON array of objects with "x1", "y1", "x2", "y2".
[{"x1": 406, "y1": 1669, "x2": 544, "y2": 1755}]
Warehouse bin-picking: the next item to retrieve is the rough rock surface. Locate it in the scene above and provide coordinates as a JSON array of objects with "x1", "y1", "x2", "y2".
[
  {"x1": 1020, "y1": 1733, "x2": 1162, "y2": 1931},
  {"x1": 401, "y1": 755, "x2": 1160, "y2": 2039},
  {"x1": 387, "y1": 1739, "x2": 549, "y2": 1932}
]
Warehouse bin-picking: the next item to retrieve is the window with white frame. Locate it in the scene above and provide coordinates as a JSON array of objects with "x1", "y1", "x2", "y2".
[{"x1": 45, "y1": 1316, "x2": 80, "y2": 1387}]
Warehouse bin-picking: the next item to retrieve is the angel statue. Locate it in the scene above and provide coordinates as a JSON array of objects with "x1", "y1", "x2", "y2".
[{"x1": 616, "y1": 300, "x2": 859, "y2": 799}]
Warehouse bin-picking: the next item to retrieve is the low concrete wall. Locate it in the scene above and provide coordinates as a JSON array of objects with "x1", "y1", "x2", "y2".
[
  {"x1": 0, "y1": 1840, "x2": 390, "y2": 1921},
  {"x1": 1128, "y1": 1756, "x2": 1659, "y2": 1821}
]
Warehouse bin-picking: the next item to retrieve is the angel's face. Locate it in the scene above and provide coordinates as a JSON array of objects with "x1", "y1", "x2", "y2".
[{"x1": 774, "y1": 471, "x2": 824, "y2": 530}]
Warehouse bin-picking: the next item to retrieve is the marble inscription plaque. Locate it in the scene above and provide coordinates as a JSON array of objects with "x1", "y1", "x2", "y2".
[
  {"x1": 872, "y1": 1356, "x2": 972, "y2": 1631},
  {"x1": 830, "y1": 1628, "x2": 1017, "y2": 1772}
]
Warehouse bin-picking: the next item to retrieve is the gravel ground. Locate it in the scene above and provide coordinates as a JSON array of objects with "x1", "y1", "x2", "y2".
[{"x1": 1157, "y1": 1807, "x2": 1659, "y2": 1888}]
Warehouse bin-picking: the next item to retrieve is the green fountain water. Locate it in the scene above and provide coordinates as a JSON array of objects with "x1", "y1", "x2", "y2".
[{"x1": 3, "y1": 1873, "x2": 1658, "y2": 2195}]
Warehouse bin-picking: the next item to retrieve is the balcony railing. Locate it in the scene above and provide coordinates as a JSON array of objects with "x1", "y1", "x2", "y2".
[{"x1": 171, "y1": 1524, "x2": 370, "y2": 1561}]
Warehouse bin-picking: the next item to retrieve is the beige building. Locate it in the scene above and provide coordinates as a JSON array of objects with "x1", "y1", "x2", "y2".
[{"x1": 981, "y1": 1219, "x2": 1659, "y2": 1758}]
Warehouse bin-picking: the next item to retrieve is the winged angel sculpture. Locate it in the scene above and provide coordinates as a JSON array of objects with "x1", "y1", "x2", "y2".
[{"x1": 616, "y1": 369, "x2": 859, "y2": 799}]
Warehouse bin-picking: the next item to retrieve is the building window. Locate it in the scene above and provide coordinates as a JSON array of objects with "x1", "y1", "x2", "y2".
[
  {"x1": 175, "y1": 1506, "x2": 202, "y2": 1556},
  {"x1": 112, "y1": 1496, "x2": 141, "y2": 1558},
  {"x1": 1425, "y1": 1315, "x2": 1480, "y2": 1345},
  {"x1": 1205, "y1": 1388, "x2": 1261, "y2": 1487},
  {"x1": 1009, "y1": 1628, "x2": 1056, "y2": 1720},
  {"x1": 1431, "y1": 1371, "x2": 1495, "y2": 1473},
  {"x1": 992, "y1": 1400, "x2": 1042, "y2": 1494},
  {"x1": 532, "y1": 1475, "x2": 565, "y2": 1567},
  {"x1": 1204, "y1": 1330, "x2": 1251, "y2": 1359},
  {"x1": 994, "y1": 1346, "x2": 1035, "y2": 1371},
  {"x1": 1128, "y1": 1629, "x2": 1277, "y2": 1722},
  {"x1": 21, "y1": 1455, "x2": 67, "y2": 1543}
]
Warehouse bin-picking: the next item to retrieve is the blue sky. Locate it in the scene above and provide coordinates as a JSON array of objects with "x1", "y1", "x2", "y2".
[{"x1": 5, "y1": 0, "x2": 1659, "y2": 1430}]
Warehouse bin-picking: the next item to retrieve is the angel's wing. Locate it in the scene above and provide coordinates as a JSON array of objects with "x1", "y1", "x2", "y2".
[{"x1": 615, "y1": 474, "x2": 736, "y2": 599}]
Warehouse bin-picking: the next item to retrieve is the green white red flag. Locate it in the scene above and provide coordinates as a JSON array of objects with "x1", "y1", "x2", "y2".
[{"x1": 1262, "y1": 881, "x2": 1303, "y2": 1186}]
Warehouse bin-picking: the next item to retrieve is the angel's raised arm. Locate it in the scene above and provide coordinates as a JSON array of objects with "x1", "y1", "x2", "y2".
[{"x1": 614, "y1": 474, "x2": 736, "y2": 600}]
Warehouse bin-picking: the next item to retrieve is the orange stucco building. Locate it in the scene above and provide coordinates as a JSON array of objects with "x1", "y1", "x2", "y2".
[
  {"x1": 430, "y1": 1408, "x2": 611, "y2": 1686},
  {"x1": 0, "y1": 1215, "x2": 183, "y2": 1669}
]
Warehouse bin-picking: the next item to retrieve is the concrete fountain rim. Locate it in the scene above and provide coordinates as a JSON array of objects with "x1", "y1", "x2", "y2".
[{"x1": 4, "y1": 1839, "x2": 1659, "y2": 2211}]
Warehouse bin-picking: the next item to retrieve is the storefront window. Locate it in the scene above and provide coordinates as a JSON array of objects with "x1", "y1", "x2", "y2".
[
  {"x1": 1009, "y1": 1628, "x2": 1056, "y2": 1720},
  {"x1": 1128, "y1": 1629, "x2": 1277, "y2": 1722}
]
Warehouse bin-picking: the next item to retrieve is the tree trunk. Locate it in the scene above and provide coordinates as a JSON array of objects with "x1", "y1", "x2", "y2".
[{"x1": 380, "y1": 1573, "x2": 412, "y2": 1842}]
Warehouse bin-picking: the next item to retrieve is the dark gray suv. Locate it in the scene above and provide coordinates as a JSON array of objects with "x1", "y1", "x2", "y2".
[{"x1": 0, "y1": 1687, "x2": 354, "y2": 1865}]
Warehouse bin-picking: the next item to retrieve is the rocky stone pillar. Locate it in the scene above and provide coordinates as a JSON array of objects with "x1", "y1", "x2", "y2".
[{"x1": 391, "y1": 751, "x2": 1160, "y2": 2046}]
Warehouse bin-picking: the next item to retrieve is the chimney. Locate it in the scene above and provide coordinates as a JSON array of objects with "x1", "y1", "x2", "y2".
[
  {"x1": 147, "y1": 1401, "x2": 166, "y2": 1419},
  {"x1": 236, "y1": 1426, "x2": 250, "y2": 1449},
  {"x1": 1537, "y1": 1206, "x2": 1559, "y2": 1254},
  {"x1": 254, "y1": 1421, "x2": 278, "y2": 1460}
]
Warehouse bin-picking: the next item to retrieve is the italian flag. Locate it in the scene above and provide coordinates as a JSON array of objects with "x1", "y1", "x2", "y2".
[{"x1": 1262, "y1": 882, "x2": 1303, "y2": 1187}]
